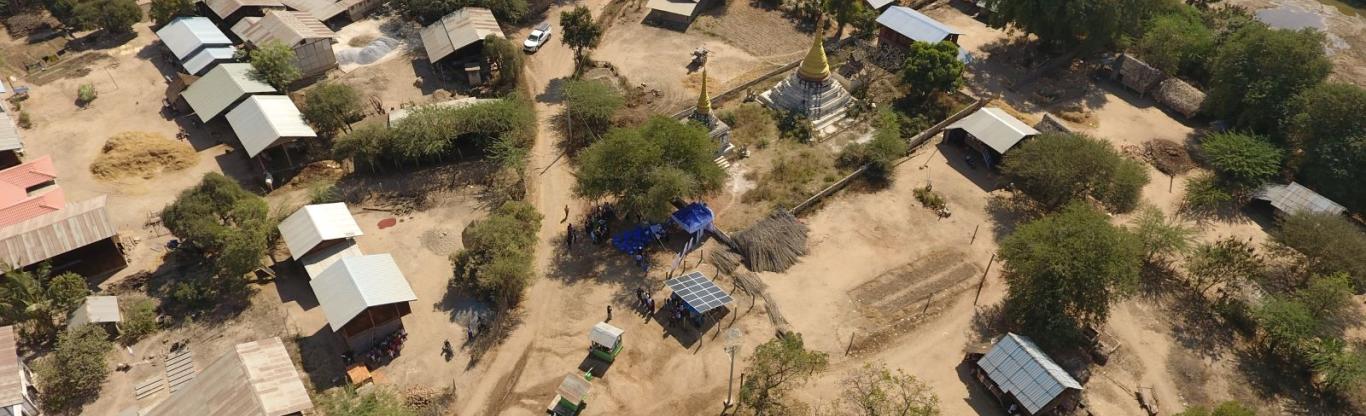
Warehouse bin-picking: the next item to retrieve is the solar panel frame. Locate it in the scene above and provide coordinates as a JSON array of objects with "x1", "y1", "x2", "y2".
[{"x1": 665, "y1": 271, "x2": 734, "y2": 314}]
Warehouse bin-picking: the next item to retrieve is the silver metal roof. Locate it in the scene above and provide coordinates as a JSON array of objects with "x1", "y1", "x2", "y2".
[
  {"x1": 876, "y1": 6, "x2": 963, "y2": 43},
  {"x1": 182, "y1": 63, "x2": 277, "y2": 122},
  {"x1": 865, "y1": 0, "x2": 894, "y2": 10},
  {"x1": 0, "y1": 111, "x2": 22, "y2": 152},
  {"x1": 1254, "y1": 182, "x2": 1346, "y2": 216},
  {"x1": 236, "y1": 10, "x2": 336, "y2": 47},
  {"x1": 419, "y1": 7, "x2": 503, "y2": 63},
  {"x1": 646, "y1": 0, "x2": 701, "y2": 17},
  {"x1": 156, "y1": 17, "x2": 234, "y2": 60},
  {"x1": 225, "y1": 95, "x2": 317, "y2": 158},
  {"x1": 182, "y1": 46, "x2": 238, "y2": 76},
  {"x1": 299, "y1": 238, "x2": 362, "y2": 279},
  {"x1": 67, "y1": 296, "x2": 121, "y2": 329},
  {"x1": 310, "y1": 254, "x2": 417, "y2": 330},
  {"x1": 589, "y1": 322, "x2": 623, "y2": 347},
  {"x1": 947, "y1": 107, "x2": 1039, "y2": 154},
  {"x1": 278, "y1": 203, "x2": 363, "y2": 259},
  {"x1": 978, "y1": 333, "x2": 1083, "y2": 415},
  {"x1": 146, "y1": 337, "x2": 313, "y2": 416}
]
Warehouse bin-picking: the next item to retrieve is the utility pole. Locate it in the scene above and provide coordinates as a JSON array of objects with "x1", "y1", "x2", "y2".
[{"x1": 724, "y1": 328, "x2": 743, "y2": 408}]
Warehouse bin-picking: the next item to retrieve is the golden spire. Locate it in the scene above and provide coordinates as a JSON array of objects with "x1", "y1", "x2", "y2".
[
  {"x1": 697, "y1": 68, "x2": 712, "y2": 115},
  {"x1": 797, "y1": 29, "x2": 830, "y2": 81}
]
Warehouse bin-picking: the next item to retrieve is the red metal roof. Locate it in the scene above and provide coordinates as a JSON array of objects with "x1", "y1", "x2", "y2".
[
  {"x1": 0, "y1": 187, "x2": 65, "y2": 227},
  {"x1": 0, "y1": 156, "x2": 57, "y2": 207}
]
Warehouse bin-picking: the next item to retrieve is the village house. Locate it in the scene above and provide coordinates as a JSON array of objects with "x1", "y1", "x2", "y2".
[
  {"x1": 420, "y1": 7, "x2": 504, "y2": 68},
  {"x1": 876, "y1": 6, "x2": 969, "y2": 62},
  {"x1": 943, "y1": 107, "x2": 1040, "y2": 167},
  {"x1": 155, "y1": 17, "x2": 239, "y2": 76},
  {"x1": 970, "y1": 333, "x2": 1084, "y2": 415},
  {"x1": 232, "y1": 10, "x2": 339, "y2": 78},
  {"x1": 179, "y1": 63, "x2": 278, "y2": 122},
  {"x1": 66, "y1": 296, "x2": 122, "y2": 335},
  {"x1": 0, "y1": 326, "x2": 39, "y2": 416},
  {"x1": 0, "y1": 111, "x2": 24, "y2": 169},
  {"x1": 203, "y1": 0, "x2": 287, "y2": 28},
  {"x1": 644, "y1": 0, "x2": 718, "y2": 29},
  {"x1": 281, "y1": 0, "x2": 384, "y2": 26},
  {"x1": 225, "y1": 95, "x2": 318, "y2": 160},
  {"x1": 145, "y1": 338, "x2": 314, "y2": 416},
  {"x1": 0, "y1": 157, "x2": 125, "y2": 278}
]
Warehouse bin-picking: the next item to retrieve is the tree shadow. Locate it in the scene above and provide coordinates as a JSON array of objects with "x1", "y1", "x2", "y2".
[
  {"x1": 1232, "y1": 347, "x2": 1346, "y2": 414},
  {"x1": 983, "y1": 192, "x2": 1043, "y2": 241},
  {"x1": 536, "y1": 77, "x2": 568, "y2": 103},
  {"x1": 64, "y1": 30, "x2": 137, "y2": 53}
]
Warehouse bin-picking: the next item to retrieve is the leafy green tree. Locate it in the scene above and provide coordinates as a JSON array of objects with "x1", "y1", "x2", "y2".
[
  {"x1": 1273, "y1": 212, "x2": 1366, "y2": 289},
  {"x1": 1206, "y1": 25, "x2": 1331, "y2": 133},
  {"x1": 332, "y1": 99, "x2": 535, "y2": 171},
  {"x1": 1130, "y1": 205, "x2": 1195, "y2": 265},
  {"x1": 1001, "y1": 132, "x2": 1150, "y2": 213},
  {"x1": 247, "y1": 41, "x2": 302, "y2": 91},
  {"x1": 1308, "y1": 338, "x2": 1366, "y2": 394},
  {"x1": 1136, "y1": 9, "x2": 1214, "y2": 79},
  {"x1": 822, "y1": 0, "x2": 864, "y2": 41},
  {"x1": 740, "y1": 333, "x2": 830, "y2": 415},
  {"x1": 1285, "y1": 83, "x2": 1366, "y2": 214},
  {"x1": 561, "y1": 79, "x2": 624, "y2": 151},
  {"x1": 43, "y1": 0, "x2": 80, "y2": 28},
  {"x1": 1199, "y1": 131, "x2": 1282, "y2": 190},
  {"x1": 118, "y1": 297, "x2": 158, "y2": 345},
  {"x1": 451, "y1": 201, "x2": 541, "y2": 305},
  {"x1": 837, "y1": 362, "x2": 940, "y2": 416},
  {"x1": 1000, "y1": 203, "x2": 1142, "y2": 346},
  {"x1": 1175, "y1": 401, "x2": 1257, "y2": 416},
  {"x1": 559, "y1": 6, "x2": 602, "y2": 70},
  {"x1": 148, "y1": 0, "x2": 194, "y2": 26},
  {"x1": 1255, "y1": 296, "x2": 1318, "y2": 354},
  {"x1": 1185, "y1": 237, "x2": 1262, "y2": 296},
  {"x1": 575, "y1": 116, "x2": 725, "y2": 220},
  {"x1": 318, "y1": 387, "x2": 418, "y2": 416},
  {"x1": 303, "y1": 82, "x2": 363, "y2": 135},
  {"x1": 483, "y1": 34, "x2": 523, "y2": 91},
  {"x1": 839, "y1": 108, "x2": 908, "y2": 183},
  {"x1": 74, "y1": 0, "x2": 141, "y2": 34},
  {"x1": 900, "y1": 41, "x2": 964, "y2": 102},
  {"x1": 35, "y1": 325, "x2": 112, "y2": 413},
  {"x1": 161, "y1": 173, "x2": 271, "y2": 283},
  {"x1": 0, "y1": 265, "x2": 90, "y2": 345},
  {"x1": 981, "y1": 0, "x2": 1176, "y2": 49},
  {"x1": 1179, "y1": 172, "x2": 1233, "y2": 216}
]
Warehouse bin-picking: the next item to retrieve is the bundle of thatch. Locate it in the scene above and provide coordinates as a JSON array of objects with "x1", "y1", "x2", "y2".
[
  {"x1": 1113, "y1": 54, "x2": 1164, "y2": 95},
  {"x1": 1154, "y1": 78, "x2": 1205, "y2": 119},
  {"x1": 733, "y1": 210, "x2": 809, "y2": 273},
  {"x1": 710, "y1": 248, "x2": 744, "y2": 275}
]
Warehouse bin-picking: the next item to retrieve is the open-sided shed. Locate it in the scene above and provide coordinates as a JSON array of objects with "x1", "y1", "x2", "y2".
[
  {"x1": 1254, "y1": 182, "x2": 1346, "y2": 216},
  {"x1": 278, "y1": 202, "x2": 363, "y2": 260},
  {"x1": 67, "y1": 296, "x2": 121, "y2": 332},
  {"x1": 973, "y1": 333, "x2": 1083, "y2": 415},
  {"x1": 225, "y1": 95, "x2": 317, "y2": 158},
  {"x1": 419, "y1": 7, "x2": 503, "y2": 65},
  {"x1": 944, "y1": 107, "x2": 1039, "y2": 167},
  {"x1": 311, "y1": 254, "x2": 417, "y2": 350},
  {"x1": 181, "y1": 63, "x2": 278, "y2": 122}
]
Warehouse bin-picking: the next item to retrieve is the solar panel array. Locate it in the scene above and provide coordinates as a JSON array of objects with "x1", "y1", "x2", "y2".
[
  {"x1": 666, "y1": 271, "x2": 733, "y2": 314},
  {"x1": 977, "y1": 333, "x2": 1082, "y2": 414}
]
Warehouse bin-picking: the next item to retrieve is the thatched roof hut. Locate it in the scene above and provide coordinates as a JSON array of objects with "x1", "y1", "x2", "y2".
[
  {"x1": 1154, "y1": 78, "x2": 1205, "y2": 119},
  {"x1": 1110, "y1": 54, "x2": 1164, "y2": 96}
]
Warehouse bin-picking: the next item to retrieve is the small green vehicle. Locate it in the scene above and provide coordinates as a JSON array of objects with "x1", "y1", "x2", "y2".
[
  {"x1": 547, "y1": 372, "x2": 592, "y2": 415},
  {"x1": 588, "y1": 322, "x2": 624, "y2": 362}
]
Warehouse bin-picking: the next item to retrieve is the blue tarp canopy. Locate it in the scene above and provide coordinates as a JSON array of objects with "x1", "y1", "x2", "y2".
[
  {"x1": 612, "y1": 225, "x2": 655, "y2": 254},
  {"x1": 670, "y1": 203, "x2": 714, "y2": 234}
]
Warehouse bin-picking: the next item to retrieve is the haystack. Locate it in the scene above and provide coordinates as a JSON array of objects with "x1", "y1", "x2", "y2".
[
  {"x1": 1145, "y1": 139, "x2": 1193, "y2": 175},
  {"x1": 1154, "y1": 78, "x2": 1205, "y2": 119},
  {"x1": 733, "y1": 210, "x2": 809, "y2": 273},
  {"x1": 1112, "y1": 54, "x2": 1164, "y2": 95},
  {"x1": 90, "y1": 132, "x2": 197, "y2": 180}
]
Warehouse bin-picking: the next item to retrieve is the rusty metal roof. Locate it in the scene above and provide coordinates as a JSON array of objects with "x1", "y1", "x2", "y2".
[
  {"x1": 0, "y1": 195, "x2": 116, "y2": 269},
  {"x1": 147, "y1": 337, "x2": 312, "y2": 416}
]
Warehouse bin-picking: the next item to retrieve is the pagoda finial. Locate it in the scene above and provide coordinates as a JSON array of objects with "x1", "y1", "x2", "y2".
[
  {"x1": 697, "y1": 68, "x2": 712, "y2": 115},
  {"x1": 797, "y1": 22, "x2": 830, "y2": 81}
]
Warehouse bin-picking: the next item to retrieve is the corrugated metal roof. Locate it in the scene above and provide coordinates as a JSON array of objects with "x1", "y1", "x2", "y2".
[
  {"x1": 183, "y1": 45, "x2": 238, "y2": 76},
  {"x1": 979, "y1": 333, "x2": 1082, "y2": 415},
  {"x1": 556, "y1": 373, "x2": 591, "y2": 404},
  {"x1": 205, "y1": 0, "x2": 285, "y2": 20},
  {"x1": 876, "y1": 6, "x2": 963, "y2": 43},
  {"x1": 419, "y1": 7, "x2": 503, "y2": 63},
  {"x1": 182, "y1": 63, "x2": 278, "y2": 122},
  {"x1": 299, "y1": 238, "x2": 362, "y2": 278},
  {"x1": 865, "y1": 0, "x2": 894, "y2": 10},
  {"x1": 0, "y1": 155, "x2": 56, "y2": 207},
  {"x1": 646, "y1": 0, "x2": 701, "y2": 17},
  {"x1": 147, "y1": 337, "x2": 313, "y2": 416},
  {"x1": 280, "y1": 0, "x2": 360, "y2": 21},
  {"x1": 1254, "y1": 182, "x2": 1347, "y2": 216},
  {"x1": 237, "y1": 10, "x2": 335, "y2": 47},
  {"x1": 0, "y1": 195, "x2": 117, "y2": 269},
  {"x1": 589, "y1": 322, "x2": 623, "y2": 348},
  {"x1": 0, "y1": 326, "x2": 22, "y2": 408},
  {"x1": 68, "y1": 296, "x2": 121, "y2": 329},
  {"x1": 278, "y1": 203, "x2": 363, "y2": 259},
  {"x1": 0, "y1": 111, "x2": 22, "y2": 152},
  {"x1": 156, "y1": 17, "x2": 233, "y2": 60},
  {"x1": 225, "y1": 95, "x2": 317, "y2": 158},
  {"x1": 946, "y1": 107, "x2": 1039, "y2": 154},
  {"x1": 310, "y1": 254, "x2": 417, "y2": 330}
]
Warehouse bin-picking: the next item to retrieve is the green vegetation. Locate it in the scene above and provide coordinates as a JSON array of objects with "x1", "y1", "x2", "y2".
[
  {"x1": 247, "y1": 41, "x2": 302, "y2": 91},
  {"x1": 1199, "y1": 131, "x2": 1283, "y2": 190},
  {"x1": 393, "y1": 0, "x2": 526, "y2": 25},
  {"x1": 837, "y1": 362, "x2": 940, "y2": 416},
  {"x1": 76, "y1": 83, "x2": 97, "y2": 106},
  {"x1": 1286, "y1": 83, "x2": 1366, "y2": 214},
  {"x1": 149, "y1": 0, "x2": 194, "y2": 26},
  {"x1": 1130, "y1": 205, "x2": 1195, "y2": 265},
  {"x1": 900, "y1": 41, "x2": 964, "y2": 102},
  {"x1": 743, "y1": 145, "x2": 838, "y2": 209},
  {"x1": 1185, "y1": 237, "x2": 1263, "y2": 297},
  {"x1": 16, "y1": 111, "x2": 31, "y2": 129},
  {"x1": 822, "y1": 0, "x2": 865, "y2": 42},
  {"x1": 0, "y1": 265, "x2": 90, "y2": 346},
  {"x1": 118, "y1": 297, "x2": 158, "y2": 345},
  {"x1": 35, "y1": 325, "x2": 112, "y2": 414},
  {"x1": 1256, "y1": 273, "x2": 1353, "y2": 356},
  {"x1": 912, "y1": 186, "x2": 946, "y2": 211},
  {"x1": 318, "y1": 387, "x2": 419, "y2": 416},
  {"x1": 561, "y1": 79, "x2": 624, "y2": 151},
  {"x1": 574, "y1": 116, "x2": 725, "y2": 220},
  {"x1": 720, "y1": 103, "x2": 778, "y2": 148},
  {"x1": 1179, "y1": 172, "x2": 1233, "y2": 216},
  {"x1": 560, "y1": 6, "x2": 602, "y2": 71},
  {"x1": 1175, "y1": 401, "x2": 1258, "y2": 416},
  {"x1": 161, "y1": 173, "x2": 272, "y2": 286},
  {"x1": 333, "y1": 99, "x2": 535, "y2": 172},
  {"x1": 451, "y1": 201, "x2": 541, "y2": 305},
  {"x1": 1000, "y1": 132, "x2": 1150, "y2": 213},
  {"x1": 739, "y1": 334, "x2": 829, "y2": 415},
  {"x1": 483, "y1": 35, "x2": 524, "y2": 92},
  {"x1": 73, "y1": 0, "x2": 141, "y2": 34},
  {"x1": 839, "y1": 108, "x2": 908, "y2": 183},
  {"x1": 980, "y1": 0, "x2": 1176, "y2": 50},
  {"x1": 1272, "y1": 212, "x2": 1366, "y2": 289},
  {"x1": 1206, "y1": 24, "x2": 1331, "y2": 133},
  {"x1": 1136, "y1": 10, "x2": 1213, "y2": 78},
  {"x1": 999, "y1": 203, "x2": 1141, "y2": 346},
  {"x1": 303, "y1": 83, "x2": 363, "y2": 136}
]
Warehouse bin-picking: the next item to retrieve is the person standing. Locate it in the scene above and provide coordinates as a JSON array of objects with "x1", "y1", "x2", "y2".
[
  {"x1": 567, "y1": 224, "x2": 575, "y2": 248},
  {"x1": 606, "y1": 304, "x2": 613, "y2": 321}
]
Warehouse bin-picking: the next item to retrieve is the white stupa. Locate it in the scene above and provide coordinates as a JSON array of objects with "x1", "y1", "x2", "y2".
[{"x1": 757, "y1": 33, "x2": 854, "y2": 130}]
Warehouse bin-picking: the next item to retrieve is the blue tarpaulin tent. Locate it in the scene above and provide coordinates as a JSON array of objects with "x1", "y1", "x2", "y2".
[
  {"x1": 612, "y1": 225, "x2": 656, "y2": 254},
  {"x1": 670, "y1": 203, "x2": 714, "y2": 234}
]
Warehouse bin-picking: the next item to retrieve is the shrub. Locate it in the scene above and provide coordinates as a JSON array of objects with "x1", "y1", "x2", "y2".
[
  {"x1": 1001, "y1": 132, "x2": 1149, "y2": 213},
  {"x1": 77, "y1": 83, "x2": 97, "y2": 105},
  {"x1": 451, "y1": 201, "x2": 542, "y2": 305},
  {"x1": 913, "y1": 186, "x2": 945, "y2": 211},
  {"x1": 721, "y1": 103, "x2": 778, "y2": 148},
  {"x1": 16, "y1": 111, "x2": 31, "y2": 129},
  {"x1": 1199, "y1": 131, "x2": 1283, "y2": 190},
  {"x1": 838, "y1": 108, "x2": 908, "y2": 183},
  {"x1": 1273, "y1": 212, "x2": 1366, "y2": 289},
  {"x1": 777, "y1": 110, "x2": 813, "y2": 143},
  {"x1": 1180, "y1": 172, "x2": 1233, "y2": 216},
  {"x1": 333, "y1": 99, "x2": 535, "y2": 172},
  {"x1": 36, "y1": 325, "x2": 112, "y2": 413},
  {"x1": 119, "y1": 297, "x2": 158, "y2": 345}
]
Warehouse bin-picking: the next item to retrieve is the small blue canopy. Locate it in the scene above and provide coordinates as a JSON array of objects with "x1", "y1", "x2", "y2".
[
  {"x1": 670, "y1": 203, "x2": 714, "y2": 234},
  {"x1": 612, "y1": 225, "x2": 654, "y2": 254}
]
